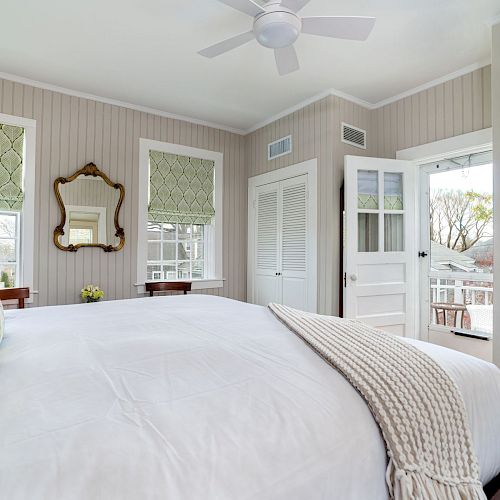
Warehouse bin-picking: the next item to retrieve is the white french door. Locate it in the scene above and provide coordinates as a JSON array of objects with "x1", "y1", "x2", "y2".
[
  {"x1": 248, "y1": 160, "x2": 317, "y2": 312},
  {"x1": 344, "y1": 155, "x2": 417, "y2": 337}
]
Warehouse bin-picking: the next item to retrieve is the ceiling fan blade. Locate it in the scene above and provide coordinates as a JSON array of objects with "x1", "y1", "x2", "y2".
[
  {"x1": 301, "y1": 16, "x2": 376, "y2": 41},
  {"x1": 199, "y1": 31, "x2": 255, "y2": 58},
  {"x1": 274, "y1": 45, "x2": 299, "y2": 76},
  {"x1": 280, "y1": 0, "x2": 310, "y2": 12},
  {"x1": 217, "y1": 0, "x2": 265, "y2": 17}
]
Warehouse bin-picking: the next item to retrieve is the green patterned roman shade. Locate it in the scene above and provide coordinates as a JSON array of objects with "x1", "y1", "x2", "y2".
[
  {"x1": 0, "y1": 124, "x2": 24, "y2": 211},
  {"x1": 148, "y1": 151, "x2": 215, "y2": 225}
]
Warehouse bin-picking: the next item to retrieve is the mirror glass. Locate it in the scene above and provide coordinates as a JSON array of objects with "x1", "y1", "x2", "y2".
[{"x1": 58, "y1": 176, "x2": 120, "y2": 247}]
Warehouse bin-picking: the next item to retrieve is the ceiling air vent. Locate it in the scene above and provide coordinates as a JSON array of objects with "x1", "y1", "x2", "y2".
[
  {"x1": 268, "y1": 135, "x2": 292, "y2": 160},
  {"x1": 341, "y1": 123, "x2": 366, "y2": 149}
]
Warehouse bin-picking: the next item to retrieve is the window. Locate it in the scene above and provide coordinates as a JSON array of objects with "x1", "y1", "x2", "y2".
[
  {"x1": 137, "y1": 140, "x2": 223, "y2": 290},
  {"x1": 147, "y1": 222, "x2": 207, "y2": 281},
  {"x1": 69, "y1": 227, "x2": 94, "y2": 245},
  {"x1": 0, "y1": 212, "x2": 20, "y2": 288},
  {"x1": 0, "y1": 113, "x2": 35, "y2": 296}
]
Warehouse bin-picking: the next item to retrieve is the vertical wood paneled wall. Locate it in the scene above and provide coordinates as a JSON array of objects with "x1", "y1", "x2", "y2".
[
  {"x1": 246, "y1": 66, "x2": 491, "y2": 316},
  {"x1": 0, "y1": 65, "x2": 491, "y2": 311},
  {"x1": 246, "y1": 96, "x2": 374, "y2": 315},
  {"x1": 372, "y1": 66, "x2": 492, "y2": 158},
  {"x1": 0, "y1": 78, "x2": 247, "y2": 306}
]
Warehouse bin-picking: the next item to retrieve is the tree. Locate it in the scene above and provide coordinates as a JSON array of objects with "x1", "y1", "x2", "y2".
[
  {"x1": 1, "y1": 271, "x2": 12, "y2": 288},
  {"x1": 429, "y1": 189, "x2": 493, "y2": 252}
]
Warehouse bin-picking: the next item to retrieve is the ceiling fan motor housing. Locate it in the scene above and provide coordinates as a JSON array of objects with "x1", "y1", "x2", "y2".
[{"x1": 253, "y1": 7, "x2": 302, "y2": 49}]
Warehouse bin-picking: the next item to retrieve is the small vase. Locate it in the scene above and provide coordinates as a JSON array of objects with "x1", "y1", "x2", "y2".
[{"x1": 85, "y1": 297, "x2": 101, "y2": 303}]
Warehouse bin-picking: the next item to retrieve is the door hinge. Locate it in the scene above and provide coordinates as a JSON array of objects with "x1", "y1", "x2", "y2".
[{"x1": 418, "y1": 251, "x2": 428, "y2": 258}]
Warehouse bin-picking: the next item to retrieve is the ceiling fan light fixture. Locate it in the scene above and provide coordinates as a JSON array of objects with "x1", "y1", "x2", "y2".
[
  {"x1": 253, "y1": 11, "x2": 301, "y2": 49},
  {"x1": 200, "y1": 1, "x2": 376, "y2": 76}
]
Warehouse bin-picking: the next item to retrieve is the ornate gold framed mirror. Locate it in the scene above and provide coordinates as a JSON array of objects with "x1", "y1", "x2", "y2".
[{"x1": 54, "y1": 163, "x2": 125, "y2": 252}]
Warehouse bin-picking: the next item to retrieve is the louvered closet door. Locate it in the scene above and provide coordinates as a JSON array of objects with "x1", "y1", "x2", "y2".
[
  {"x1": 280, "y1": 175, "x2": 309, "y2": 310},
  {"x1": 254, "y1": 182, "x2": 281, "y2": 305}
]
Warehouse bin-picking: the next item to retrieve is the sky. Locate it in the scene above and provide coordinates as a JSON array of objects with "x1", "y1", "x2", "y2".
[
  {"x1": 430, "y1": 164, "x2": 493, "y2": 194},
  {"x1": 429, "y1": 163, "x2": 493, "y2": 240}
]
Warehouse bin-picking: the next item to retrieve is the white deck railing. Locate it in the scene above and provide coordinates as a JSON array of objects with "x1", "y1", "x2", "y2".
[
  {"x1": 429, "y1": 271, "x2": 493, "y2": 334},
  {"x1": 430, "y1": 271, "x2": 493, "y2": 306}
]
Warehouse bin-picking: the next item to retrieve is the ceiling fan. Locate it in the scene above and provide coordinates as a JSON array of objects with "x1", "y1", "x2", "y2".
[{"x1": 198, "y1": 0, "x2": 376, "y2": 76}]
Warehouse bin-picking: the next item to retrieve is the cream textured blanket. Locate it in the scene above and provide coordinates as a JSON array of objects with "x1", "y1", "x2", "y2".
[{"x1": 269, "y1": 303, "x2": 486, "y2": 500}]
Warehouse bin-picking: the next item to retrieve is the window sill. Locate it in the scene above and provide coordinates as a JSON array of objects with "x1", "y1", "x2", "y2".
[{"x1": 134, "y1": 279, "x2": 224, "y2": 294}]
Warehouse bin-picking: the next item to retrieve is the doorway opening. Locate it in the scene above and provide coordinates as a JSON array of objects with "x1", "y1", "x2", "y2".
[{"x1": 419, "y1": 150, "x2": 493, "y2": 357}]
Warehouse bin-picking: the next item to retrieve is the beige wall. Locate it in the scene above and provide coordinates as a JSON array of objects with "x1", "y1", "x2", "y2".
[
  {"x1": 0, "y1": 64, "x2": 492, "y2": 312},
  {"x1": 0, "y1": 78, "x2": 247, "y2": 306},
  {"x1": 492, "y1": 26, "x2": 500, "y2": 366},
  {"x1": 372, "y1": 66, "x2": 492, "y2": 158},
  {"x1": 246, "y1": 95, "x2": 374, "y2": 315},
  {"x1": 246, "y1": 66, "x2": 492, "y2": 316}
]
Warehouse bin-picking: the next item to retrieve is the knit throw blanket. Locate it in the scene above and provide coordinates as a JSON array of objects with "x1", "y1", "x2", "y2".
[{"x1": 269, "y1": 303, "x2": 486, "y2": 500}]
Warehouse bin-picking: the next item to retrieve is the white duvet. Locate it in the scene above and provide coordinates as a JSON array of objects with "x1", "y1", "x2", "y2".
[{"x1": 1, "y1": 295, "x2": 499, "y2": 500}]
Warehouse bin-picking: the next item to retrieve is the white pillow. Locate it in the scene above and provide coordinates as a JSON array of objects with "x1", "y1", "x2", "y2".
[{"x1": 0, "y1": 300, "x2": 4, "y2": 345}]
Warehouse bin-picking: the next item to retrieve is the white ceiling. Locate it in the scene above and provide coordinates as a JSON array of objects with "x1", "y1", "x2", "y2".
[{"x1": 0, "y1": 0, "x2": 497, "y2": 132}]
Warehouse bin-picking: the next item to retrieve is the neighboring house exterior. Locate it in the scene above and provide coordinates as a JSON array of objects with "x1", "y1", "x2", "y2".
[
  {"x1": 430, "y1": 241, "x2": 493, "y2": 336},
  {"x1": 463, "y1": 238, "x2": 494, "y2": 273},
  {"x1": 431, "y1": 241, "x2": 478, "y2": 273}
]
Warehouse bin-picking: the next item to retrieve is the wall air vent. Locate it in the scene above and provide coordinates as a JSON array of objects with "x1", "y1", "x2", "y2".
[
  {"x1": 268, "y1": 135, "x2": 292, "y2": 160},
  {"x1": 341, "y1": 123, "x2": 367, "y2": 149}
]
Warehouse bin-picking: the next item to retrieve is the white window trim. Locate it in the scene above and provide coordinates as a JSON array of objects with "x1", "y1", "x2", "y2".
[
  {"x1": 0, "y1": 113, "x2": 36, "y2": 302},
  {"x1": 136, "y1": 139, "x2": 223, "y2": 294}
]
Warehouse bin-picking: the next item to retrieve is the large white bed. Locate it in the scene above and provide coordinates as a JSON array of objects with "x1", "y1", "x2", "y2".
[{"x1": 1, "y1": 295, "x2": 499, "y2": 499}]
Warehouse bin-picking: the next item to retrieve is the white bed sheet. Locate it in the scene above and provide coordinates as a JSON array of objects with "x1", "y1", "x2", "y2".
[{"x1": 1, "y1": 295, "x2": 499, "y2": 500}]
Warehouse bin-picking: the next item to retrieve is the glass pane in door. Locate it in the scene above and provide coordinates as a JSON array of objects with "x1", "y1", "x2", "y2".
[
  {"x1": 358, "y1": 213, "x2": 378, "y2": 252},
  {"x1": 384, "y1": 214, "x2": 404, "y2": 251},
  {"x1": 358, "y1": 170, "x2": 378, "y2": 209},
  {"x1": 384, "y1": 172, "x2": 403, "y2": 209}
]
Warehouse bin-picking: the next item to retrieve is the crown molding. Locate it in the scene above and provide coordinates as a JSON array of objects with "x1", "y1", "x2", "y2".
[
  {"x1": 243, "y1": 60, "x2": 491, "y2": 133},
  {"x1": 245, "y1": 89, "x2": 331, "y2": 134},
  {"x1": 0, "y1": 71, "x2": 246, "y2": 135},
  {"x1": 245, "y1": 87, "x2": 374, "y2": 134},
  {"x1": 372, "y1": 60, "x2": 492, "y2": 109},
  {"x1": 0, "y1": 59, "x2": 492, "y2": 137}
]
